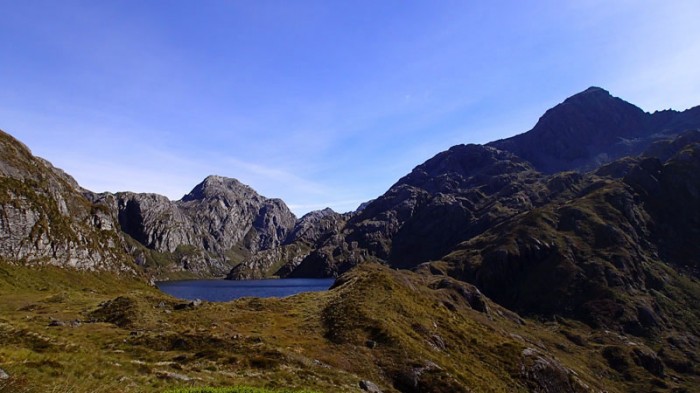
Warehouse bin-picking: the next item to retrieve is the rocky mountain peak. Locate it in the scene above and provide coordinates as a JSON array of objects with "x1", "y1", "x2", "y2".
[
  {"x1": 180, "y1": 175, "x2": 257, "y2": 202},
  {"x1": 562, "y1": 85, "x2": 611, "y2": 102},
  {"x1": 489, "y1": 87, "x2": 651, "y2": 173}
]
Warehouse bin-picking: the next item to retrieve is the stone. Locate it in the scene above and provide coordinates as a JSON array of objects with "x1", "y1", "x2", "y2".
[
  {"x1": 48, "y1": 319, "x2": 66, "y2": 327},
  {"x1": 155, "y1": 370, "x2": 190, "y2": 381},
  {"x1": 359, "y1": 380, "x2": 382, "y2": 393},
  {"x1": 0, "y1": 367, "x2": 8, "y2": 380}
]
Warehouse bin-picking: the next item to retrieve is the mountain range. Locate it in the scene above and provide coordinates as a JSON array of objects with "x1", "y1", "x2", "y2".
[{"x1": 1, "y1": 87, "x2": 699, "y2": 392}]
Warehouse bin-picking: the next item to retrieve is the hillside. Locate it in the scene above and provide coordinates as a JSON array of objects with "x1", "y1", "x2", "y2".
[
  {"x1": 5, "y1": 261, "x2": 698, "y2": 392},
  {"x1": 0, "y1": 130, "x2": 135, "y2": 273}
]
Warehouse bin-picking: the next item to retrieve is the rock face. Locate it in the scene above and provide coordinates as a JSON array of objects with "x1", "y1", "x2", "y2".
[
  {"x1": 289, "y1": 144, "x2": 544, "y2": 277},
  {"x1": 226, "y1": 207, "x2": 347, "y2": 279},
  {"x1": 90, "y1": 175, "x2": 297, "y2": 277},
  {"x1": 437, "y1": 133, "x2": 700, "y2": 335},
  {"x1": 0, "y1": 130, "x2": 134, "y2": 272},
  {"x1": 488, "y1": 87, "x2": 700, "y2": 173}
]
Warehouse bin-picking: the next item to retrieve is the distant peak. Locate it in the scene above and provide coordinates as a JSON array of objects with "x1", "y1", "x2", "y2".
[
  {"x1": 202, "y1": 174, "x2": 238, "y2": 184},
  {"x1": 181, "y1": 175, "x2": 255, "y2": 202},
  {"x1": 563, "y1": 86, "x2": 612, "y2": 103},
  {"x1": 582, "y1": 86, "x2": 608, "y2": 94}
]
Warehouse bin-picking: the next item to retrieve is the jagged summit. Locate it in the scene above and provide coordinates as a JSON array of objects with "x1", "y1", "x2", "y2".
[
  {"x1": 563, "y1": 85, "x2": 610, "y2": 100},
  {"x1": 181, "y1": 175, "x2": 258, "y2": 202}
]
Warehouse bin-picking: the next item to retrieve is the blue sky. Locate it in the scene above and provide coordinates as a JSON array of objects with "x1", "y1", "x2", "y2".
[{"x1": 1, "y1": 1, "x2": 699, "y2": 216}]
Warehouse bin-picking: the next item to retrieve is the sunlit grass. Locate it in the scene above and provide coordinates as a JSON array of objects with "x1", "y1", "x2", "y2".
[{"x1": 165, "y1": 387, "x2": 320, "y2": 393}]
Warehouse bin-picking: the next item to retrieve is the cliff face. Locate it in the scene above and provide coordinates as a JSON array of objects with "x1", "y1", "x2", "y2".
[
  {"x1": 0, "y1": 130, "x2": 134, "y2": 273},
  {"x1": 4, "y1": 86, "x2": 698, "y2": 285}
]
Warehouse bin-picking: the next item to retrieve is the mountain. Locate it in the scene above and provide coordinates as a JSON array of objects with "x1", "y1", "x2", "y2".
[
  {"x1": 2, "y1": 88, "x2": 700, "y2": 392},
  {"x1": 433, "y1": 132, "x2": 700, "y2": 324},
  {"x1": 87, "y1": 175, "x2": 297, "y2": 277},
  {"x1": 288, "y1": 144, "x2": 544, "y2": 277},
  {"x1": 279, "y1": 88, "x2": 700, "y2": 280},
  {"x1": 488, "y1": 87, "x2": 700, "y2": 173},
  {"x1": 0, "y1": 130, "x2": 135, "y2": 273},
  {"x1": 227, "y1": 207, "x2": 348, "y2": 279}
]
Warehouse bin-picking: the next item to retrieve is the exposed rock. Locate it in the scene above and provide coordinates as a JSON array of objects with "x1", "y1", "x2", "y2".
[
  {"x1": 359, "y1": 380, "x2": 382, "y2": 393},
  {"x1": 435, "y1": 133, "x2": 700, "y2": 343},
  {"x1": 48, "y1": 319, "x2": 66, "y2": 327},
  {"x1": 0, "y1": 130, "x2": 135, "y2": 273},
  {"x1": 155, "y1": 370, "x2": 190, "y2": 381},
  {"x1": 290, "y1": 144, "x2": 543, "y2": 277},
  {"x1": 90, "y1": 175, "x2": 298, "y2": 278},
  {"x1": 429, "y1": 278, "x2": 489, "y2": 313},
  {"x1": 632, "y1": 348, "x2": 665, "y2": 377},
  {"x1": 520, "y1": 347, "x2": 590, "y2": 392},
  {"x1": 238, "y1": 208, "x2": 348, "y2": 279},
  {"x1": 174, "y1": 299, "x2": 203, "y2": 310},
  {"x1": 287, "y1": 208, "x2": 345, "y2": 245},
  {"x1": 88, "y1": 296, "x2": 139, "y2": 328},
  {"x1": 226, "y1": 243, "x2": 311, "y2": 280},
  {"x1": 0, "y1": 367, "x2": 8, "y2": 380}
]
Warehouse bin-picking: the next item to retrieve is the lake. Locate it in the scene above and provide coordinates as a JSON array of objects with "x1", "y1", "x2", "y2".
[{"x1": 156, "y1": 278, "x2": 336, "y2": 302}]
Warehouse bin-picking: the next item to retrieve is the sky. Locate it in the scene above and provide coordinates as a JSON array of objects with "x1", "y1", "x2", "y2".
[{"x1": 1, "y1": 1, "x2": 699, "y2": 216}]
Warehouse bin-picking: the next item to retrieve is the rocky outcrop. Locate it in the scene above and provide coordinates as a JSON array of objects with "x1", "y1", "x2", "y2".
[
  {"x1": 285, "y1": 88, "x2": 700, "y2": 280},
  {"x1": 226, "y1": 243, "x2": 310, "y2": 280},
  {"x1": 226, "y1": 207, "x2": 347, "y2": 279},
  {"x1": 0, "y1": 130, "x2": 134, "y2": 273}
]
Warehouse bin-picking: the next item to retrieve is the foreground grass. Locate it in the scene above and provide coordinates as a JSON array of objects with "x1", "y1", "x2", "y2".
[
  {"x1": 2, "y1": 261, "x2": 697, "y2": 392},
  {"x1": 166, "y1": 387, "x2": 320, "y2": 393}
]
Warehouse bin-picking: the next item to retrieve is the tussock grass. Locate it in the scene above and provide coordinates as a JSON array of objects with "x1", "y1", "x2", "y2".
[
  {"x1": 165, "y1": 387, "x2": 320, "y2": 393},
  {"x1": 2, "y1": 260, "x2": 698, "y2": 392}
]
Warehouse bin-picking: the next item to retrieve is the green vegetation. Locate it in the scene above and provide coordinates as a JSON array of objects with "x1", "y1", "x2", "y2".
[
  {"x1": 1, "y1": 257, "x2": 699, "y2": 392},
  {"x1": 165, "y1": 387, "x2": 320, "y2": 393}
]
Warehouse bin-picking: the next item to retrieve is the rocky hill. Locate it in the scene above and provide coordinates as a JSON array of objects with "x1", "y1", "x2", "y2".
[
  {"x1": 289, "y1": 144, "x2": 545, "y2": 277},
  {"x1": 0, "y1": 130, "x2": 135, "y2": 273},
  {"x1": 87, "y1": 175, "x2": 297, "y2": 277}
]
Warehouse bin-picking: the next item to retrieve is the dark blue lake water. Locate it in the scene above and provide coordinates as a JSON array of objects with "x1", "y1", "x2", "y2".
[{"x1": 156, "y1": 278, "x2": 336, "y2": 302}]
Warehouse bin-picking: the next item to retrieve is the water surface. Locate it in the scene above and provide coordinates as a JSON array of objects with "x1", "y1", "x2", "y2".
[{"x1": 156, "y1": 278, "x2": 335, "y2": 302}]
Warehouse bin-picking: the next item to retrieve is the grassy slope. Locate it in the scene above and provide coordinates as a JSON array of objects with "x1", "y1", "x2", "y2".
[{"x1": 5, "y1": 262, "x2": 695, "y2": 393}]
